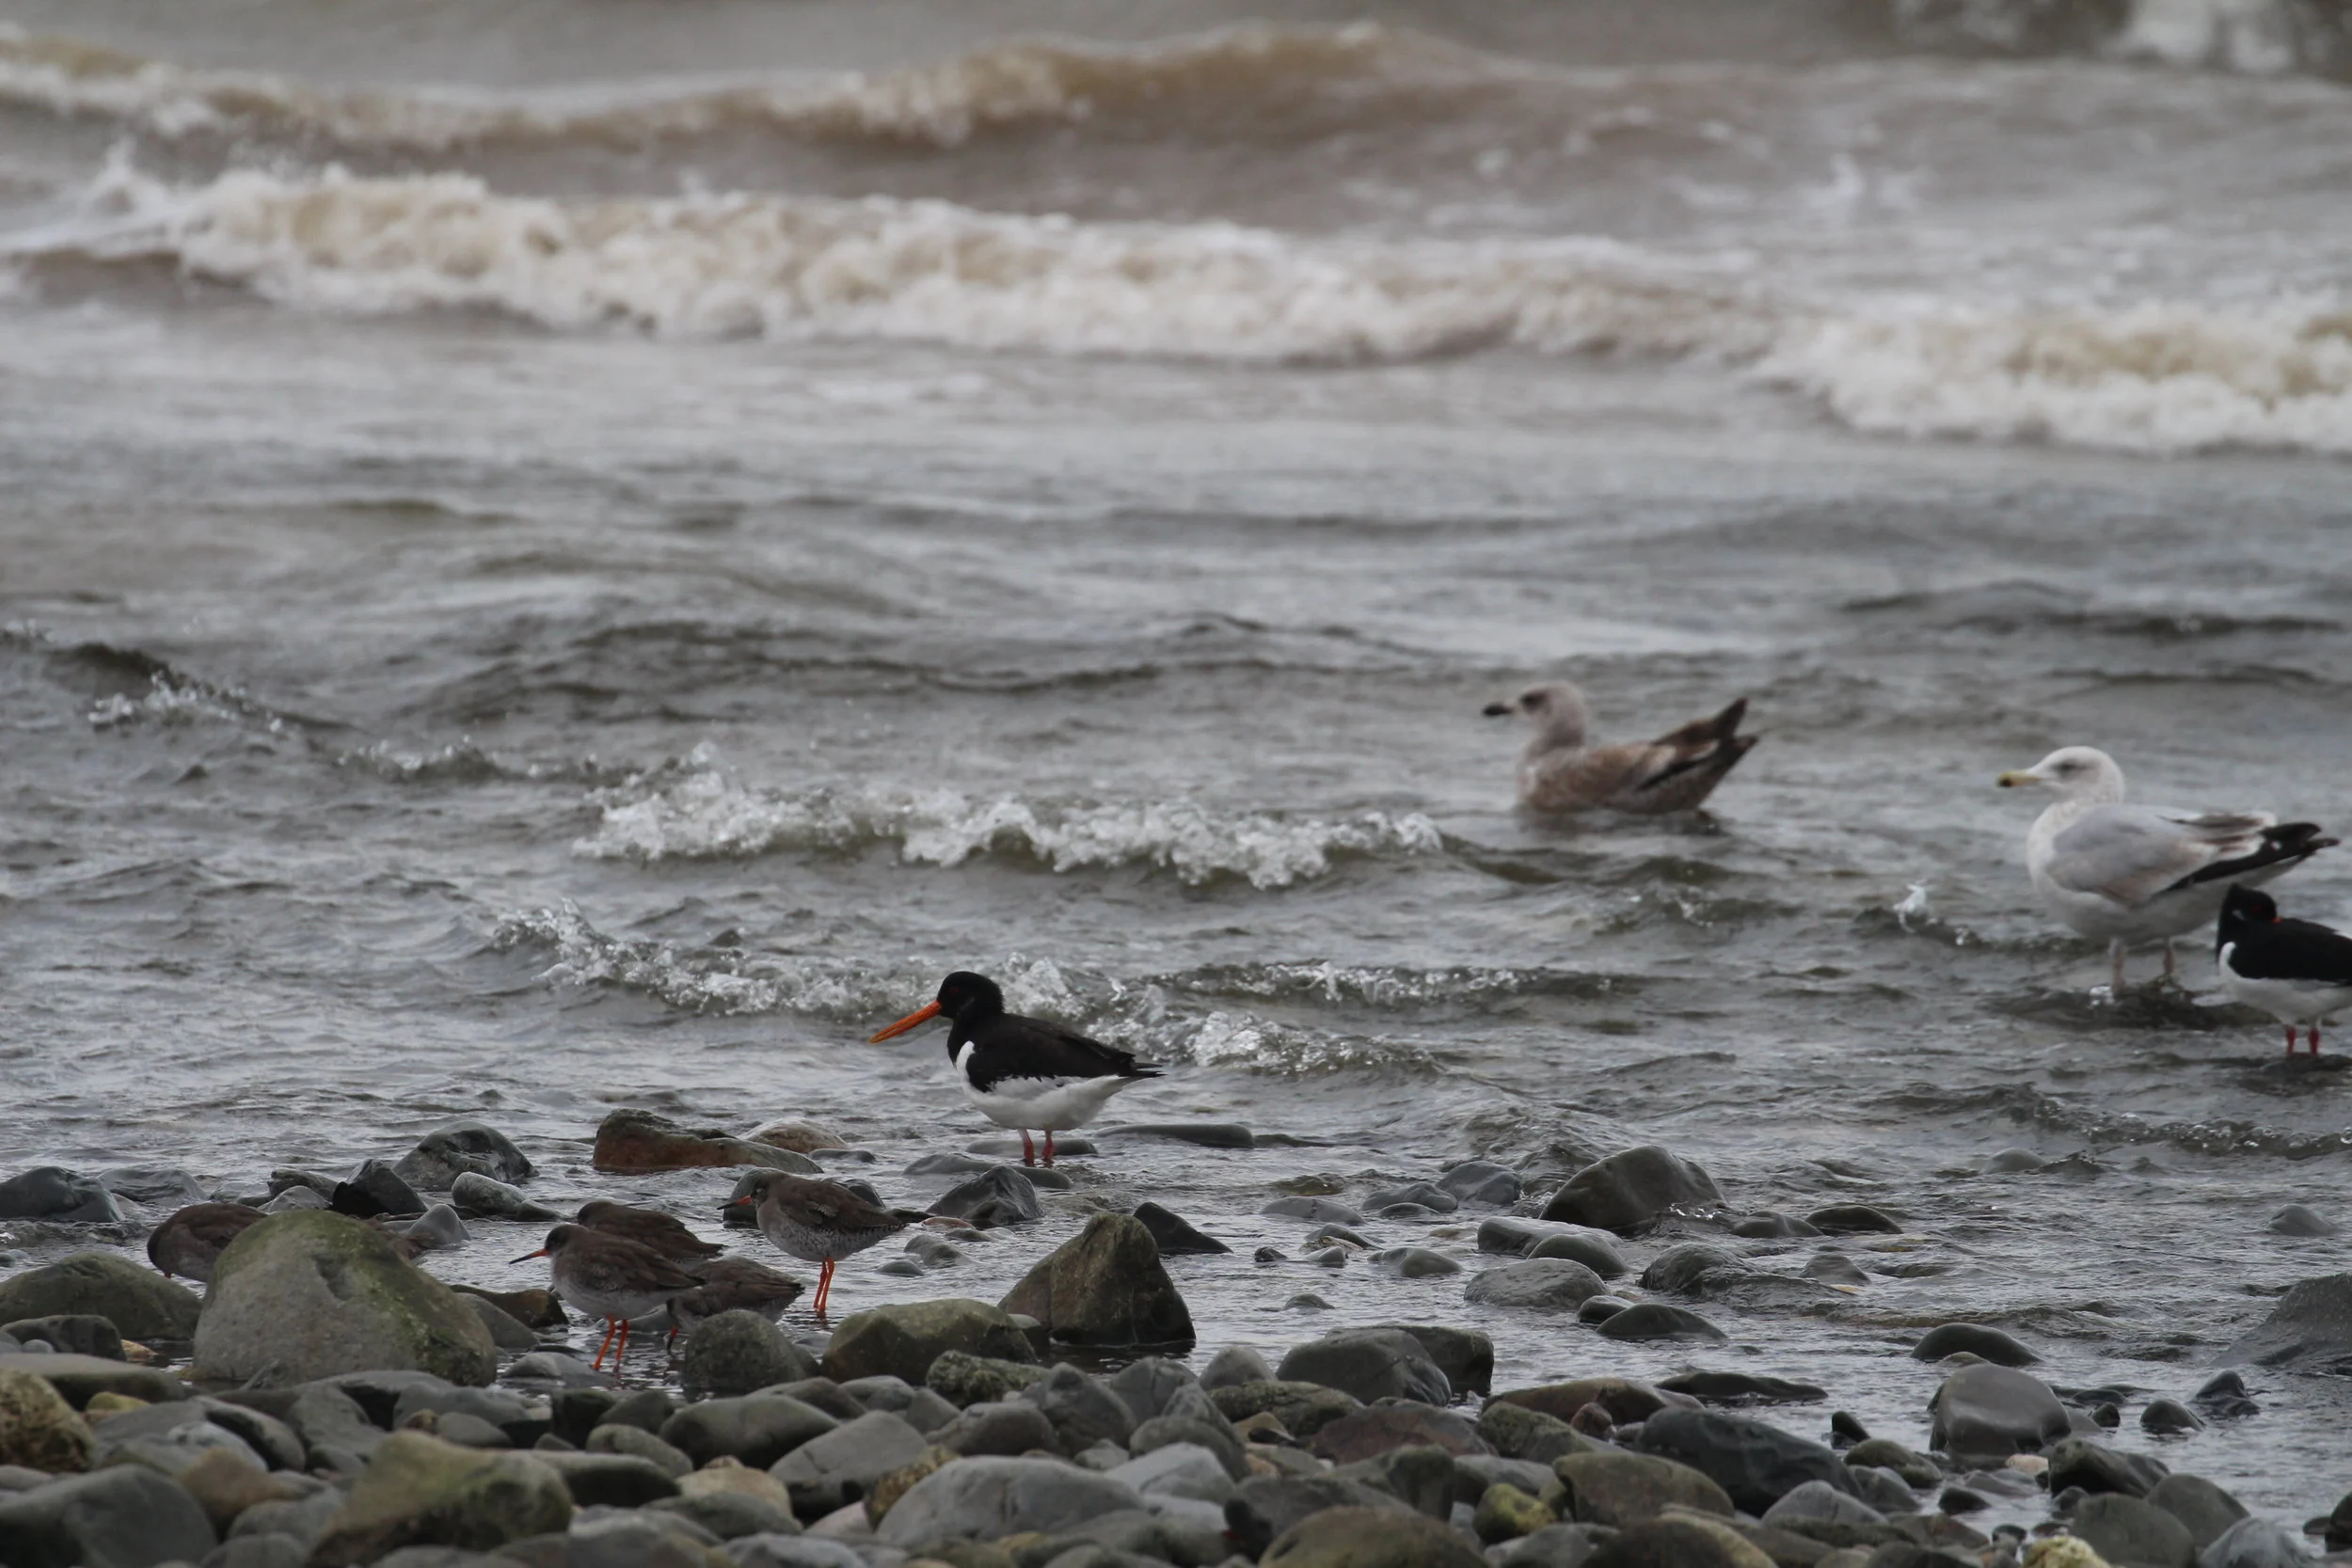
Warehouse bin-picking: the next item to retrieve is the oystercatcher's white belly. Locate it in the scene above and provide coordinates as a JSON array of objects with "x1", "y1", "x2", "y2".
[
  {"x1": 956, "y1": 1051, "x2": 1142, "y2": 1131},
  {"x1": 2218, "y1": 945, "x2": 2352, "y2": 1024}
]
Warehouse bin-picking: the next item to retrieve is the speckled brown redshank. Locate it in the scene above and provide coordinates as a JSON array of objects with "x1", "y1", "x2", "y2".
[
  {"x1": 726, "y1": 1172, "x2": 921, "y2": 1318},
  {"x1": 513, "y1": 1223, "x2": 700, "y2": 1369}
]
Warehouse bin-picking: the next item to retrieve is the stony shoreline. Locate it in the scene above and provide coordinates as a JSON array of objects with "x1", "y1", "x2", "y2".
[{"x1": 3, "y1": 1113, "x2": 2349, "y2": 1568}]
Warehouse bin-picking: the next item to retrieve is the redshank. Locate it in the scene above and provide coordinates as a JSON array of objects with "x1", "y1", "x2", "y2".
[
  {"x1": 576, "y1": 1198, "x2": 725, "y2": 1263},
  {"x1": 147, "y1": 1201, "x2": 265, "y2": 1282},
  {"x1": 513, "y1": 1223, "x2": 701, "y2": 1370},
  {"x1": 869, "y1": 972, "x2": 1160, "y2": 1166},
  {"x1": 726, "y1": 1171, "x2": 920, "y2": 1319}
]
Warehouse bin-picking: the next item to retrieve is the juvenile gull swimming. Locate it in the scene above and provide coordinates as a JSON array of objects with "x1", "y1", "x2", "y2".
[
  {"x1": 1997, "y1": 746, "x2": 2334, "y2": 991},
  {"x1": 1483, "y1": 680, "x2": 1756, "y2": 815},
  {"x1": 2216, "y1": 885, "x2": 2352, "y2": 1056}
]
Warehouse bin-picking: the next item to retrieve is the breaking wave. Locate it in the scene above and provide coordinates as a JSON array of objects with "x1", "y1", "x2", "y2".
[{"x1": 571, "y1": 761, "x2": 1442, "y2": 890}]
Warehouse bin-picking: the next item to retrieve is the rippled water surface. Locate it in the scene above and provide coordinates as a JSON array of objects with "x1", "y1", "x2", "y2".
[{"x1": 4, "y1": 0, "x2": 2351, "y2": 1534}]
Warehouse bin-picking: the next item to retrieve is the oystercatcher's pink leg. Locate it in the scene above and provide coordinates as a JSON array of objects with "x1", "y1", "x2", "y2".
[
  {"x1": 1020, "y1": 1130, "x2": 1036, "y2": 1166},
  {"x1": 2311, "y1": 1025, "x2": 2324, "y2": 1054},
  {"x1": 1043, "y1": 1131, "x2": 1057, "y2": 1167}
]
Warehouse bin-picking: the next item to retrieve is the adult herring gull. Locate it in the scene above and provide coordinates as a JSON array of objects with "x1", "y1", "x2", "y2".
[
  {"x1": 1484, "y1": 681, "x2": 1756, "y2": 815},
  {"x1": 1996, "y1": 746, "x2": 2335, "y2": 991}
]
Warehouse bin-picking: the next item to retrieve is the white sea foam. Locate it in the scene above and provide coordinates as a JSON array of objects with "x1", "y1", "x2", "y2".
[{"x1": 572, "y1": 765, "x2": 1442, "y2": 890}]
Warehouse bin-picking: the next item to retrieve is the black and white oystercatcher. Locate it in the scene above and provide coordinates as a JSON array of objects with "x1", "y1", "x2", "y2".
[
  {"x1": 2217, "y1": 885, "x2": 2352, "y2": 1056},
  {"x1": 575, "y1": 1198, "x2": 726, "y2": 1263},
  {"x1": 726, "y1": 1171, "x2": 921, "y2": 1319},
  {"x1": 513, "y1": 1223, "x2": 700, "y2": 1369},
  {"x1": 1484, "y1": 680, "x2": 1756, "y2": 815},
  {"x1": 869, "y1": 971, "x2": 1161, "y2": 1165},
  {"x1": 147, "y1": 1201, "x2": 265, "y2": 1282}
]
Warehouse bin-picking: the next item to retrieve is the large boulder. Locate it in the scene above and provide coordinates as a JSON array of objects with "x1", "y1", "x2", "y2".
[
  {"x1": 1584, "y1": 1514, "x2": 1774, "y2": 1568},
  {"x1": 1911, "y1": 1323, "x2": 2038, "y2": 1366},
  {"x1": 873, "y1": 1454, "x2": 1144, "y2": 1545},
  {"x1": 0, "y1": 1367, "x2": 95, "y2": 1472},
  {"x1": 1634, "y1": 1408, "x2": 1854, "y2": 1514},
  {"x1": 681, "y1": 1309, "x2": 818, "y2": 1399},
  {"x1": 1928, "y1": 1365, "x2": 2071, "y2": 1465},
  {"x1": 1538, "y1": 1147, "x2": 1723, "y2": 1233},
  {"x1": 0, "y1": 1465, "x2": 216, "y2": 1566},
  {"x1": 820, "y1": 1299, "x2": 1038, "y2": 1386},
  {"x1": 308, "y1": 1432, "x2": 572, "y2": 1565},
  {"x1": 0, "y1": 1252, "x2": 201, "y2": 1339},
  {"x1": 660, "y1": 1394, "x2": 837, "y2": 1469},
  {"x1": 2199, "y1": 1515, "x2": 2317, "y2": 1568},
  {"x1": 928, "y1": 1167, "x2": 1043, "y2": 1229},
  {"x1": 999, "y1": 1213, "x2": 1194, "y2": 1347},
  {"x1": 2072, "y1": 1493, "x2": 2196, "y2": 1568},
  {"x1": 590, "y1": 1109, "x2": 819, "y2": 1175},
  {"x1": 1022, "y1": 1364, "x2": 1139, "y2": 1450},
  {"x1": 768, "y1": 1410, "x2": 930, "y2": 1517},
  {"x1": 1553, "y1": 1450, "x2": 1735, "y2": 1526},
  {"x1": 191, "y1": 1211, "x2": 497, "y2": 1386},
  {"x1": 2218, "y1": 1273, "x2": 2352, "y2": 1371},
  {"x1": 1277, "y1": 1328, "x2": 1451, "y2": 1405},
  {"x1": 1260, "y1": 1503, "x2": 1486, "y2": 1567},
  {"x1": 1465, "y1": 1259, "x2": 1610, "y2": 1312},
  {"x1": 0, "y1": 1167, "x2": 123, "y2": 1223},
  {"x1": 391, "y1": 1122, "x2": 534, "y2": 1192},
  {"x1": 2146, "y1": 1473, "x2": 2247, "y2": 1551}
]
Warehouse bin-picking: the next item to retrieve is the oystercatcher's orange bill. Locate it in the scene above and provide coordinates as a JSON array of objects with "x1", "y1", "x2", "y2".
[
  {"x1": 869, "y1": 1000, "x2": 941, "y2": 1042},
  {"x1": 509, "y1": 1247, "x2": 549, "y2": 1263}
]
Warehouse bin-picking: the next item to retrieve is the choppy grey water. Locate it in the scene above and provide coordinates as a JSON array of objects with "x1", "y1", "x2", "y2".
[{"x1": 5, "y1": 0, "x2": 2352, "y2": 1533}]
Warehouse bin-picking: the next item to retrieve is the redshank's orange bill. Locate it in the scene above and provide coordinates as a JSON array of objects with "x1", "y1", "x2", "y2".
[
  {"x1": 510, "y1": 1247, "x2": 549, "y2": 1262},
  {"x1": 868, "y1": 999, "x2": 941, "y2": 1042}
]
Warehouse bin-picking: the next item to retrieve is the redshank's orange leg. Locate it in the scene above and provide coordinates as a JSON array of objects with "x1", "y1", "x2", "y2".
[
  {"x1": 592, "y1": 1317, "x2": 619, "y2": 1369},
  {"x1": 614, "y1": 1318, "x2": 632, "y2": 1366}
]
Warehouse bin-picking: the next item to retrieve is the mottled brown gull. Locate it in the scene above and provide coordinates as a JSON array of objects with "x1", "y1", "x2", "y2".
[{"x1": 1483, "y1": 680, "x2": 1756, "y2": 815}]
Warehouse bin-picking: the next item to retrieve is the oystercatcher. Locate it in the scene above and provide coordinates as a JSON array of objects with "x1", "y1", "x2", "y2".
[
  {"x1": 575, "y1": 1198, "x2": 725, "y2": 1263},
  {"x1": 1484, "y1": 681, "x2": 1756, "y2": 815},
  {"x1": 147, "y1": 1202, "x2": 265, "y2": 1282},
  {"x1": 869, "y1": 972, "x2": 1161, "y2": 1165},
  {"x1": 726, "y1": 1171, "x2": 922, "y2": 1319},
  {"x1": 1997, "y1": 747, "x2": 2334, "y2": 991},
  {"x1": 513, "y1": 1223, "x2": 700, "y2": 1370},
  {"x1": 2217, "y1": 885, "x2": 2352, "y2": 1056}
]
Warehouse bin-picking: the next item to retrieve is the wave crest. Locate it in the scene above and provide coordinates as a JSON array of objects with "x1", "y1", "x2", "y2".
[{"x1": 572, "y1": 765, "x2": 1441, "y2": 889}]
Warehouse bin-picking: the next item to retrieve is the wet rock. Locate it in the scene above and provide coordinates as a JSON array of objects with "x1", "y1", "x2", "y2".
[
  {"x1": 399, "y1": 1203, "x2": 471, "y2": 1250},
  {"x1": 933, "y1": 1398, "x2": 1058, "y2": 1457},
  {"x1": 769, "y1": 1410, "x2": 929, "y2": 1517},
  {"x1": 308, "y1": 1432, "x2": 573, "y2": 1565},
  {"x1": 2048, "y1": 1437, "x2": 2169, "y2": 1498},
  {"x1": 1530, "y1": 1236, "x2": 1630, "y2": 1282},
  {"x1": 590, "y1": 1110, "x2": 820, "y2": 1175},
  {"x1": 330, "y1": 1159, "x2": 427, "y2": 1219},
  {"x1": 1368, "y1": 1181, "x2": 1461, "y2": 1214},
  {"x1": 1200, "y1": 1346, "x2": 1275, "y2": 1390},
  {"x1": 1928, "y1": 1366, "x2": 2072, "y2": 1465},
  {"x1": 1000, "y1": 1213, "x2": 1194, "y2": 1348},
  {"x1": 0, "y1": 1251, "x2": 202, "y2": 1339},
  {"x1": 2218, "y1": 1272, "x2": 2352, "y2": 1372},
  {"x1": 0, "y1": 1314, "x2": 121, "y2": 1361},
  {"x1": 1311, "y1": 1402, "x2": 1487, "y2": 1463},
  {"x1": 1129, "y1": 1201, "x2": 1227, "y2": 1255},
  {"x1": 1208, "y1": 1380, "x2": 1363, "y2": 1440},
  {"x1": 1439, "y1": 1162, "x2": 1523, "y2": 1206},
  {"x1": 595, "y1": 1387, "x2": 676, "y2": 1434},
  {"x1": 2139, "y1": 1399, "x2": 2203, "y2": 1435},
  {"x1": 100, "y1": 1164, "x2": 208, "y2": 1209},
  {"x1": 1130, "y1": 1409, "x2": 1247, "y2": 1482},
  {"x1": 726, "y1": 1533, "x2": 861, "y2": 1568},
  {"x1": 1262, "y1": 1196, "x2": 1367, "y2": 1225},
  {"x1": 1761, "y1": 1479, "x2": 1884, "y2": 1527},
  {"x1": 1100, "y1": 1121, "x2": 1254, "y2": 1148},
  {"x1": 874, "y1": 1455, "x2": 1145, "y2": 1546},
  {"x1": 2268, "y1": 1204, "x2": 2338, "y2": 1237},
  {"x1": 1598, "y1": 1304, "x2": 1727, "y2": 1343},
  {"x1": 925, "y1": 1350, "x2": 1048, "y2": 1408},
  {"x1": 1553, "y1": 1450, "x2": 1734, "y2": 1526},
  {"x1": 1657, "y1": 1371, "x2": 1826, "y2": 1407},
  {"x1": 1806, "y1": 1204, "x2": 1903, "y2": 1235},
  {"x1": 1371, "y1": 1246, "x2": 1458, "y2": 1277},
  {"x1": 263, "y1": 1187, "x2": 330, "y2": 1214},
  {"x1": 0, "y1": 1366, "x2": 95, "y2": 1472},
  {"x1": 2145, "y1": 1473, "x2": 2247, "y2": 1550},
  {"x1": 1577, "y1": 1297, "x2": 1630, "y2": 1324},
  {"x1": 767, "y1": 1376, "x2": 865, "y2": 1425},
  {"x1": 0, "y1": 1167, "x2": 123, "y2": 1224},
  {"x1": 2197, "y1": 1515, "x2": 2312, "y2": 1567},
  {"x1": 928, "y1": 1167, "x2": 1043, "y2": 1229},
  {"x1": 1106, "y1": 1441, "x2": 1233, "y2": 1505},
  {"x1": 1389, "y1": 1326, "x2": 1491, "y2": 1398},
  {"x1": 174, "y1": 1444, "x2": 309, "y2": 1531},
  {"x1": 1496, "y1": 1522, "x2": 1616, "y2": 1566},
  {"x1": 644, "y1": 1489, "x2": 800, "y2": 1542},
  {"x1": 0, "y1": 1464, "x2": 216, "y2": 1566},
  {"x1": 682, "y1": 1309, "x2": 818, "y2": 1400},
  {"x1": 449, "y1": 1172, "x2": 560, "y2": 1222},
  {"x1": 1223, "y1": 1475, "x2": 1415, "y2": 1557},
  {"x1": 1473, "y1": 1480, "x2": 1554, "y2": 1543},
  {"x1": 1844, "y1": 1438, "x2": 1938, "y2": 1488},
  {"x1": 1260, "y1": 1502, "x2": 1486, "y2": 1567},
  {"x1": 823, "y1": 1299, "x2": 1038, "y2": 1386},
  {"x1": 1493, "y1": 1378, "x2": 1674, "y2": 1428},
  {"x1": 660, "y1": 1395, "x2": 837, "y2": 1469},
  {"x1": 1475, "y1": 1402, "x2": 1592, "y2": 1465},
  {"x1": 193, "y1": 1211, "x2": 496, "y2": 1387},
  {"x1": 460, "y1": 1296, "x2": 536, "y2": 1353},
  {"x1": 1912, "y1": 1324, "x2": 2038, "y2": 1367},
  {"x1": 1466, "y1": 1258, "x2": 1612, "y2": 1313},
  {"x1": 392, "y1": 1123, "x2": 534, "y2": 1192},
  {"x1": 1636, "y1": 1407, "x2": 1855, "y2": 1513},
  {"x1": 1639, "y1": 1244, "x2": 1748, "y2": 1296},
  {"x1": 532, "y1": 1450, "x2": 680, "y2": 1508},
  {"x1": 2072, "y1": 1493, "x2": 2195, "y2": 1568},
  {"x1": 1804, "y1": 1254, "x2": 1871, "y2": 1287},
  {"x1": 284, "y1": 1384, "x2": 392, "y2": 1471},
  {"x1": 1023, "y1": 1364, "x2": 1138, "y2": 1451},
  {"x1": 1728, "y1": 1212, "x2": 1822, "y2": 1239},
  {"x1": 1582, "y1": 1514, "x2": 1773, "y2": 1567},
  {"x1": 584, "y1": 1423, "x2": 691, "y2": 1478},
  {"x1": 1278, "y1": 1327, "x2": 1451, "y2": 1404},
  {"x1": 1539, "y1": 1146, "x2": 1724, "y2": 1234},
  {"x1": 2189, "y1": 1371, "x2": 2261, "y2": 1421},
  {"x1": 751, "y1": 1118, "x2": 851, "y2": 1154},
  {"x1": 1102, "y1": 1355, "x2": 1198, "y2": 1423}
]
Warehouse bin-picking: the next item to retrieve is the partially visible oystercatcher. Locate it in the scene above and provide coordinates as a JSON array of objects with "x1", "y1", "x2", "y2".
[
  {"x1": 2217, "y1": 885, "x2": 2352, "y2": 1056},
  {"x1": 727, "y1": 1171, "x2": 922, "y2": 1319},
  {"x1": 513, "y1": 1223, "x2": 700, "y2": 1369},
  {"x1": 147, "y1": 1201, "x2": 265, "y2": 1282},
  {"x1": 576, "y1": 1198, "x2": 726, "y2": 1263},
  {"x1": 665, "y1": 1254, "x2": 804, "y2": 1346},
  {"x1": 869, "y1": 972, "x2": 1160, "y2": 1165}
]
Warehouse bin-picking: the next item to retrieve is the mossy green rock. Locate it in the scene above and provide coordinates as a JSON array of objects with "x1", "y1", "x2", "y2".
[
  {"x1": 1262, "y1": 1503, "x2": 1487, "y2": 1568},
  {"x1": 1474, "y1": 1481, "x2": 1556, "y2": 1543},
  {"x1": 308, "y1": 1430, "x2": 573, "y2": 1566},
  {"x1": 1552, "y1": 1450, "x2": 1735, "y2": 1527},
  {"x1": 192, "y1": 1210, "x2": 496, "y2": 1387},
  {"x1": 821, "y1": 1298, "x2": 1039, "y2": 1386},
  {"x1": 1207, "y1": 1380, "x2": 1363, "y2": 1440},
  {"x1": 0, "y1": 1366, "x2": 96, "y2": 1472},
  {"x1": 0, "y1": 1252, "x2": 201, "y2": 1339}
]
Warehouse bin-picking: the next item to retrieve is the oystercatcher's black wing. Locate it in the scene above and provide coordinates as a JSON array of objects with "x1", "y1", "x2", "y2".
[
  {"x1": 2232, "y1": 918, "x2": 2352, "y2": 984},
  {"x1": 970, "y1": 1012, "x2": 1161, "y2": 1088}
]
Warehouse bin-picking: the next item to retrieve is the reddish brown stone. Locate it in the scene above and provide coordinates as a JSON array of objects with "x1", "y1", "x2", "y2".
[
  {"x1": 590, "y1": 1110, "x2": 819, "y2": 1175},
  {"x1": 1491, "y1": 1377, "x2": 1672, "y2": 1426},
  {"x1": 1310, "y1": 1402, "x2": 1491, "y2": 1464}
]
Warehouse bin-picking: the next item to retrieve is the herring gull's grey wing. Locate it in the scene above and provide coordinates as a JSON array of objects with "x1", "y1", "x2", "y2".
[{"x1": 2044, "y1": 805, "x2": 2270, "y2": 908}]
